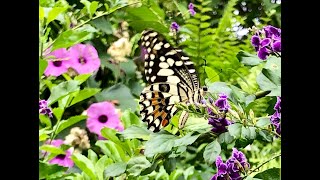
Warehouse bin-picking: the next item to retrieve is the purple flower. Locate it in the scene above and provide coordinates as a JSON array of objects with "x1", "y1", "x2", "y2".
[
  {"x1": 274, "y1": 96, "x2": 281, "y2": 113},
  {"x1": 41, "y1": 139, "x2": 65, "y2": 157},
  {"x1": 188, "y1": 3, "x2": 196, "y2": 16},
  {"x1": 251, "y1": 25, "x2": 281, "y2": 60},
  {"x1": 215, "y1": 93, "x2": 230, "y2": 111},
  {"x1": 86, "y1": 101, "x2": 124, "y2": 137},
  {"x1": 231, "y1": 148, "x2": 250, "y2": 170},
  {"x1": 170, "y1": 22, "x2": 180, "y2": 32},
  {"x1": 270, "y1": 96, "x2": 281, "y2": 135},
  {"x1": 49, "y1": 148, "x2": 74, "y2": 168},
  {"x1": 44, "y1": 48, "x2": 71, "y2": 77},
  {"x1": 69, "y1": 44, "x2": 101, "y2": 74},
  {"x1": 211, "y1": 156, "x2": 228, "y2": 180},
  {"x1": 39, "y1": 99, "x2": 53, "y2": 118}
]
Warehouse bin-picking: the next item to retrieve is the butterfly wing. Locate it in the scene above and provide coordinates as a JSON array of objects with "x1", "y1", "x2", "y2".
[{"x1": 139, "y1": 30, "x2": 200, "y2": 132}]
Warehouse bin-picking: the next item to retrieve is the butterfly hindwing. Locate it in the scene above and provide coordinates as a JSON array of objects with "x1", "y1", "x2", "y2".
[{"x1": 139, "y1": 30, "x2": 201, "y2": 132}]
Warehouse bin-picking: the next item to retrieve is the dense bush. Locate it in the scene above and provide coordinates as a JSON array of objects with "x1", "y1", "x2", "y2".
[{"x1": 39, "y1": 0, "x2": 281, "y2": 179}]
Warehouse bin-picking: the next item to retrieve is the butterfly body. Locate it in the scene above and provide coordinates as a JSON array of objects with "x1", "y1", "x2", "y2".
[{"x1": 139, "y1": 30, "x2": 206, "y2": 132}]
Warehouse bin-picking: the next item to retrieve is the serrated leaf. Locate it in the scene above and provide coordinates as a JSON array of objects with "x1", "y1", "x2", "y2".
[
  {"x1": 144, "y1": 133, "x2": 177, "y2": 158},
  {"x1": 71, "y1": 153, "x2": 97, "y2": 180},
  {"x1": 52, "y1": 29, "x2": 91, "y2": 51},
  {"x1": 104, "y1": 162, "x2": 127, "y2": 177},
  {"x1": 68, "y1": 88, "x2": 101, "y2": 107},
  {"x1": 203, "y1": 140, "x2": 221, "y2": 164},
  {"x1": 254, "y1": 168, "x2": 280, "y2": 180},
  {"x1": 228, "y1": 123, "x2": 242, "y2": 138},
  {"x1": 47, "y1": 80, "x2": 80, "y2": 105},
  {"x1": 120, "y1": 125, "x2": 150, "y2": 140},
  {"x1": 127, "y1": 156, "x2": 151, "y2": 176},
  {"x1": 54, "y1": 115, "x2": 87, "y2": 135}
]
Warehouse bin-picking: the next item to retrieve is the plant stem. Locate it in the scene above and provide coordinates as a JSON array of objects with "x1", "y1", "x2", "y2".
[
  {"x1": 247, "y1": 153, "x2": 281, "y2": 175},
  {"x1": 255, "y1": 90, "x2": 271, "y2": 99}
]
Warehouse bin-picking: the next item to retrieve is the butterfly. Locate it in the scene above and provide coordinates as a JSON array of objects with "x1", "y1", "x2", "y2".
[{"x1": 139, "y1": 30, "x2": 207, "y2": 132}]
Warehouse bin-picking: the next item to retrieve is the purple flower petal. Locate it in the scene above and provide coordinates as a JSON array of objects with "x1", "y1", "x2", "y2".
[
  {"x1": 251, "y1": 35, "x2": 260, "y2": 49},
  {"x1": 170, "y1": 22, "x2": 180, "y2": 31},
  {"x1": 86, "y1": 101, "x2": 124, "y2": 137},
  {"x1": 216, "y1": 156, "x2": 223, "y2": 167},
  {"x1": 272, "y1": 41, "x2": 281, "y2": 52},
  {"x1": 44, "y1": 48, "x2": 71, "y2": 77},
  {"x1": 215, "y1": 93, "x2": 230, "y2": 111},
  {"x1": 257, "y1": 47, "x2": 270, "y2": 60},
  {"x1": 48, "y1": 149, "x2": 74, "y2": 168},
  {"x1": 260, "y1": 38, "x2": 271, "y2": 47},
  {"x1": 69, "y1": 44, "x2": 101, "y2": 74}
]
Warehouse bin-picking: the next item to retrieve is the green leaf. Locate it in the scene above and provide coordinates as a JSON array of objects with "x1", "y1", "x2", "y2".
[
  {"x1": 52, "y1": 107, "x2": 64, "y2": 121},
  {"x1": 71, "y1": 153, "x2": 97, "y2": 180},
  {"x1": 164, "y1": 158, "x2": 176, "y2": 174},
  {"x1": 241, "y1": 126, "x2": 256, "y2": 140},
  {"x1": 183, "y1": 166, "x2": 195, "y2": 179},
  {"x1": 218, "y1": 132, "x2": 234, "y2": 144},
  {"x1": 101, "y1": 127, "x2": 131, "y2": 157},
  {"x1": 74, "y1": 74, "x2": 92, "y2": 84},
  {"x1": 52, "y1": 29, "x2": 91, "y2": 51},
  {"x1": 144, "y1": 133, "x2": 177, "y2": 157},
  {"x1": 91, "y1": 17, "x2": 113, "y2": 34},
  {"x1": 95, "y1": 155, "x2": 113, "y2": 180},
  {"x1": 256, "y1": 117, "x2": 271, "y2": 127},
  {"x1": 203, "y1": 140, "x2": 221, "y2": 164},
  {"x1": 258, "y1": 130, "x2": 273, "y2": 142},
  {"x1": 68, "y1": 88, "x2": 101, "y2": 107},
  {"x1": 120, "y1": 125, "x2": 151, "y2": 140},
  {"x1": 39, "y1": 145, "x2": 65, "y2": 155},
  {"x1": 39, "y1": 114, "x2": 52, "y2": 128},
  {"x1": 90, "y1": 1, "x2": 99, "y2": 17},
  {"x1": 228, "y1": 123, "x2": 242, "y2": 138},
  {"x1": 127, "y1": 156, "x2": 152, "y2": 176},
  {"x1": 95, "y1": 83, "x2": 137, "y2": 111},
  {"x1": 104, "y1": 162, "x2": 127, "y2": 177},
  {"x1": 88, "y1": 149, "x2": 98, "y2": 164},
  {"x1": 174, "y1": 133, "x2": 200, "y2": 147},
  {"x1": 39, "y1": 58, "x2": 48, "y2": 79},
  {"x1": 39, "y1": 161, "x2": 68, "y2": 179},
  {"x1": 256, "y1": 73, "x2": 281, "y2": 97},
  {"x1": 47, "y1": 7, "x2": 66, "y2": 25},
  {"x1": 47, "y1": 80, "x2": 80, "y2": 105},
  {"x1": 54, "y1": 115, "x2": 87, "y2": 135},
  {"x1": 156, "y1": 165, "x2": 169, "y2": 179},
  {"x1": 237, "y1": 51, "x2": 262, "y2": 66},
  {"x1": 39, "y1": 129, "x2": 51, "y2": 141},
  {"x1": 254, "y1": 168, "x2": 280, "y2": 180},
  {"x1": 120, "y1": 109, "x2": 141, "y2": 129},
  {"x1": 130, "y1": 20, "x2": 168, "y2": 34},
  {"x1": 205, "y1": 67, "x2": 220, "y2": 83},
  {"x1": 262, "y1": 69, "x2": 281, "y2": 86},
  {"x1": 127, "y1": 5, "x2": 161, "y2": 21},
  {"x1": 169, "y1": 169, "x2": 184, "y2": 180}
]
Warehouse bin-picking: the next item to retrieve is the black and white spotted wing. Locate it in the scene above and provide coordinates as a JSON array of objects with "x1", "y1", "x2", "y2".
[{"x1": 139, "y1": 30, "x2": 203, "y2": 132}]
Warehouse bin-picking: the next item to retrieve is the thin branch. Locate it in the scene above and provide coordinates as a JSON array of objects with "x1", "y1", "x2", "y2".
[{"x1": 248, "y1": 153, "x2": 281, "y2": 174}]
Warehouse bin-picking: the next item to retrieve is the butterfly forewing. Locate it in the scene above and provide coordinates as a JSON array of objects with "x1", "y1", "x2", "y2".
[{"x1": 139, "y1": 30, "x2": 201, "y2": 132}]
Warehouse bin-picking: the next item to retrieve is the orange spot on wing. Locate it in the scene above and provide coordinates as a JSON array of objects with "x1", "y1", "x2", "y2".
[{"x1": 162, "y1": 119, "x2": 169, "y2": 127}]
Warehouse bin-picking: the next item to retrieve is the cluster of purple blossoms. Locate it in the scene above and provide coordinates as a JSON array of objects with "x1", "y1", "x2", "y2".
[
  {"x1": 44, "y1": 44, "x2": 101, "y2": 77},
  {"x1": 39, "y1": 99, "x2": 53, "y2": 118},
  {"x1": 270, "y1": 96, "x2": 281, "y2": 135},
  {"x1": 251, "y1": 25, "x2": 281, "y2": 60},
  {"x1": 208, "y1": 93, "x2": 232, "y2": 134},
  {"x1": 188, "y1": 3, "x2": 196, "y2": 16},
  {"x1": 211, "y1": 148, "x2": 250, "y2": 180}
]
